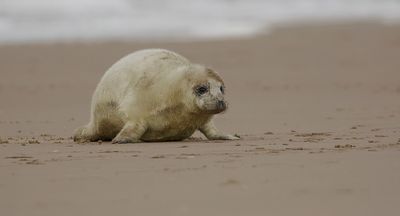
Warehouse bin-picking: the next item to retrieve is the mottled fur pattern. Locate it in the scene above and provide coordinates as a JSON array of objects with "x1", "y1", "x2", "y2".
[{"x1": 74, "y1": 49, "x2": 238, "y2": 143}]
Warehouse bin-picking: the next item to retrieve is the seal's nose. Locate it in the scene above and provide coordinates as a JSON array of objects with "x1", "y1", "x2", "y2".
[{"x1": 217, "y1": 100, "x2": 226, "y2": 110}]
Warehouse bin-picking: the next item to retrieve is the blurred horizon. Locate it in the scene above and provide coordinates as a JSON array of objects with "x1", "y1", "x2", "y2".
[{"x1": 1, "y1": 0, "x2": 400, "y2": 44}]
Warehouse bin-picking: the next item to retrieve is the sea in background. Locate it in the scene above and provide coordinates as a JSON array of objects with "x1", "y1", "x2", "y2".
[{"x1": 1, "y1": 0, "x2": 400, "y2": 44}]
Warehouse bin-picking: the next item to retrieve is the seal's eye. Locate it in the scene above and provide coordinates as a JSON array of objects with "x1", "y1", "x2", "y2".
[
  {"x1": 196, "y1": 86, "x2": 208, "y2": 95},
  {"x1": 220, "y1": 86, "x2": 225, "y2": 94}
]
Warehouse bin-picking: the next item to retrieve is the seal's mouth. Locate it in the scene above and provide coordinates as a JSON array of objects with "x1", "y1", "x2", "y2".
[{"x1": 202, "y1": 100, "x2": 227, "y2": 114}]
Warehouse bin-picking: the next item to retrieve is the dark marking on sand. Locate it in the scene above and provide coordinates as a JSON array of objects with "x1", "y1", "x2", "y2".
[
  {"x1": 220, "y1": 179, "x2": 240, "y2": 186},
  {"x1": 5, "y1": 156, "x2": 33, "y2": 159}
]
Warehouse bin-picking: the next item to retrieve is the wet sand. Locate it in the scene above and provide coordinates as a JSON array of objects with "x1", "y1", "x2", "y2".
[{"x1": 1, "y1": 22, "x2": 400, "y2": 216}]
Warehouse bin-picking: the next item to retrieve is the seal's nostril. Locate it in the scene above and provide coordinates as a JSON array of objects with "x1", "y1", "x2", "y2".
[{"x1": 217, "y1": 100, "x2": 226, "y2": 109}]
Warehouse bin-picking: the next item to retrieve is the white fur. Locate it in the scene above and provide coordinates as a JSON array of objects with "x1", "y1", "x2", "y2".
[{"x1": 74, "y1": 49, "x2": 238, "y2": 143}]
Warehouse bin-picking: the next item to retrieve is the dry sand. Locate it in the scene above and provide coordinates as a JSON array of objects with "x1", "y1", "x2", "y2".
[{"x1": 1, "y1": 22, "x2": 400, "y2": 216}]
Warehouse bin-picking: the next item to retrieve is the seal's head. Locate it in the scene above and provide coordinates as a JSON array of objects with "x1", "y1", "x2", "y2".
[{"x1": 187, "y1": 67, "x2": 227, "y2": 114}]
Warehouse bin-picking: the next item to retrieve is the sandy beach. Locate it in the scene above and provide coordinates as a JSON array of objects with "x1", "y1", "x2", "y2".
[{"x1": 1, "y1": 22, "x2": 400, "y2": 216}]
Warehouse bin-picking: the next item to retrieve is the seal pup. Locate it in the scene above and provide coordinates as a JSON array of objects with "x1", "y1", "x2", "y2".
[{"x1": 74, "y1": 49, "x2": 239, "y2": 143}]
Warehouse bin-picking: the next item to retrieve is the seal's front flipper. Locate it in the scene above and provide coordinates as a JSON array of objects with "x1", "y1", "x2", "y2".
[
  {"x1": 112, "y1": 121, "x2": 147, "y2": 144},
  {"x1": 199, "y1": 120, "x2": 240, "y2": 141},
  {"x1": 73, "y1": 124, "x2": 99, "y2": 143}
]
